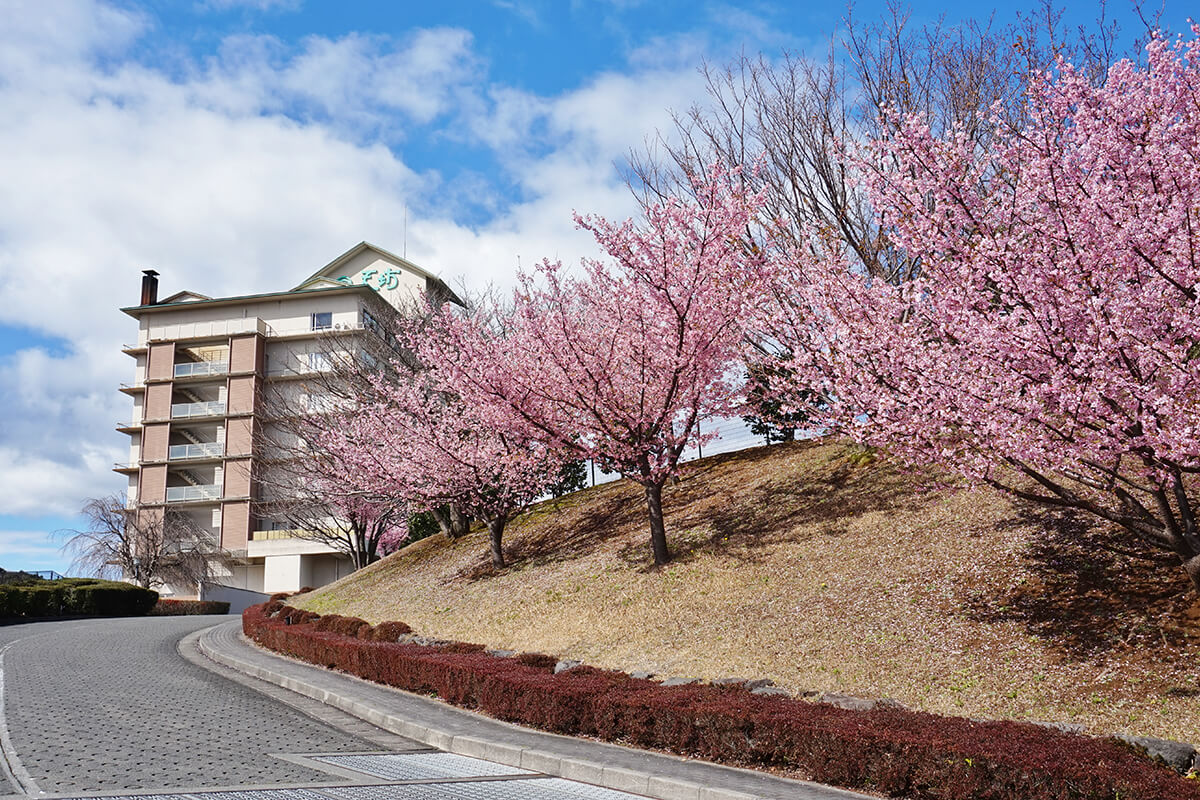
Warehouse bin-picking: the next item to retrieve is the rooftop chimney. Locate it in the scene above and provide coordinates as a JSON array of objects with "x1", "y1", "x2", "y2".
[{"x1": 140, "y1": 269, "x2": 159, "y2": 306}]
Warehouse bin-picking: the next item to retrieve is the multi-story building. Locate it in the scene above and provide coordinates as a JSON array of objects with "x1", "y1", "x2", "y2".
[{"x1": 117, "y1": 242, "x2": 459, "y2": 596}]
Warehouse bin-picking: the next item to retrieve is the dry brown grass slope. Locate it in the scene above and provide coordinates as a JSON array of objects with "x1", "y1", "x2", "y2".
[{"x1": 293, "y1": 439, "x2": 1200, "y2": 743}]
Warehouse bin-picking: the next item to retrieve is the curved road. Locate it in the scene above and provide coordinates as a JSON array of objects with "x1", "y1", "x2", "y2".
[{"x1": 0, "y1": 616, "x2": 388, "y2": 795}]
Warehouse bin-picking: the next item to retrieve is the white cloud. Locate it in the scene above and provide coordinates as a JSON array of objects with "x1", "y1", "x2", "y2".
[{"x1": 0, "y1": 0, "x2": 730, "y2": 525}]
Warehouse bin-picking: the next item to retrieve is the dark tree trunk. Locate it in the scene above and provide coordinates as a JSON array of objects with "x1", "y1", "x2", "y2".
[
  {"x1": 1178, "y1": 550, "x2": 1200, "y2": 594},
  {"x1": 644, "y1": 482, "x2": 671, "y2": 565},
  {"x1": 487, "y1": 516, "x2": 507, "y2": 569}
]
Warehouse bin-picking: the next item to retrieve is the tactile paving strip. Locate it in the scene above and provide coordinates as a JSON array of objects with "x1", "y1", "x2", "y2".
[
  {"x1": 322, "y1": 780, "x2": 648, "y2": 800},
  {"x1": 311, "y1": 753, "x2": 532, "y2": 781},
  {"x1": 187, "y1": 791, "x2": 332, "y2": 800}
]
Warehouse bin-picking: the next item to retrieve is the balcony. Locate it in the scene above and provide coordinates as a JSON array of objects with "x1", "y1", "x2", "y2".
[
  {"x1": 250, "y1": 529, "x2": 302, "y2": 541},
  {"x1": 174, "y1": 361, "x2": 229, "y2": 379},
  {"x1": 165, "y1": 485, "x2": 221, "y2": 502},
  {"x1": 170, "y1": 401, "x2": 226, "y2": 419},
  {"x1": 168, "y1": 442, "x2": 223, "y2": 460}
]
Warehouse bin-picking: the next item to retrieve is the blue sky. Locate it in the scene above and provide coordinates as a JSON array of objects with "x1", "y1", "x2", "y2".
[{"x1": 0, "y1": 0, "x2": 1178, "y2": 575}]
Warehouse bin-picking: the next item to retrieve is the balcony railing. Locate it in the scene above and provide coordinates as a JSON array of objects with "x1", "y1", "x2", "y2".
[
  {"x1": 170, "y1": 401, "x2": 226, "y2": 419},
  {"x1": 174, "y1": 361, "x2": 229, "y2": 379},
  {"x1": 165, "y1": 485, "x2": 221, "y2": 502},
  {"x1": 168, "y1": 442, "x2": 223, "y2": 460},
  {"x1": 250, "y1": 529, "x2": 303, "y2": 541}
]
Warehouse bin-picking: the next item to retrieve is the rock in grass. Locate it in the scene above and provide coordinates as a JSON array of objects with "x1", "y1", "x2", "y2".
[
  {"x1": 661, "y1": 677, "x2": 702, "y2": 687},
  {"x1": 554, "y1": 659, "x2": 582, "y2": 674},
  {"x1": 1114, "y1": 733, "x2": 1198, "y2": 774},
  {"x1": 1032, "y1": 720, "x2": 1085, "y2": 735},
  {"x1": 751, "y1": 686, "x2": 790, "y2": 698},
  {"x1": 629, "y1": 670, "x2": 655, "y2": 680},
  {"x1": 818, "y1": 692, "x2": 903, "y2": 711},
  {"x1": 712, "y1": 677, "x2": 750, "y2": 686},
  {"x1": 486, "y1": 649, "x2": 516, "y2": 658}
]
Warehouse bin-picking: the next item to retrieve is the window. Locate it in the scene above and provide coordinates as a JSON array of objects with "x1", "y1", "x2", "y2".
[
  {"x1": 303, "y1": 392, "x2": 336, "y2": 413},
  {"x1": 361, "y1": 308, "x2": 379, "y2": 334},
  {"x1": 305, "y1": 351, "x2": 332, "y2": 372},
  {"x1": 311, "y1": 311, "x2": 332, "y2": 331}
]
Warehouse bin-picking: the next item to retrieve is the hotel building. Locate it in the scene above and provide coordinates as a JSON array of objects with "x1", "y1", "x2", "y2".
[{"x1": 117, "y1": 242, "x2": 458, "y2": 596}]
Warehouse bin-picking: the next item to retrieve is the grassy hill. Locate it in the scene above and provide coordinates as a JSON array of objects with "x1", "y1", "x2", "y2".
[{"x1": 292, "y1": 439, "x2": 1200, "y2": 744}]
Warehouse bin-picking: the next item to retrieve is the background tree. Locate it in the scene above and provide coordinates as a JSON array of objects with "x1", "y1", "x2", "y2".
[
  {"x1": 431, "y1": 170, "x2": 771, "y2": 565},
  {"x1": 61, "y1": 495, "x2": 232, "y2": 591},
  {"x1": 629, "y1": 1, "x2": 1129, "y2": 285},
  {"x1": 768, "y1": 29, "x2": 1200, "y2": 592},
  {"x1": 546, "y1": 460, "x2": 588, "y2": 497},
  {"x1": 742, "y1": 358, "x2": 818, "y2": 444}
]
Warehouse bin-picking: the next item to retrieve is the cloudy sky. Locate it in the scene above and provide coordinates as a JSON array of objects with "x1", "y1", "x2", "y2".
[{"x1": 0, "y1": 0, "x2": 1172, "y2": 574}]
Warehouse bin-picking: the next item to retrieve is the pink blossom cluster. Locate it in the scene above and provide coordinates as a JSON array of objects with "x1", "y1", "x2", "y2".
[
  {"x1": 427, "y1": 170, "x2": 771, "y2": 489},
  {"x1": 762, "y1": 30, "x2": 1200, "y2": 583}
]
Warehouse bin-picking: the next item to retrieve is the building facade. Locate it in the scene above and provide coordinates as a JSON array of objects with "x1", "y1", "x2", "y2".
[{"x1": 117, "y1": 242, "x2": 457, "y2": 596}]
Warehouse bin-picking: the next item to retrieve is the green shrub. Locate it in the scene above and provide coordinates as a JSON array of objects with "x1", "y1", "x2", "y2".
[{"x1": 0, "y1": 579, "x2": 156, "y2": 619}]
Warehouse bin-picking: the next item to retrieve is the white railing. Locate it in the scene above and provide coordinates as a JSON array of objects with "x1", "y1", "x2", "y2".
[
  {"x1": 174, "y1": 361, "x2": 229, "y2": 378},
  {"x1": 168, "y1": 443, "x2": 223, "y2": 460},
  {"x1": 165, "y1": 485, "x2": 221, "y2": 502},
  {"x1": 170, "y1": 401, "x2": 226, "y2": 418}
]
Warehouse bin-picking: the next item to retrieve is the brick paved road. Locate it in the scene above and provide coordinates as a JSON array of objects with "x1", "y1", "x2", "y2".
[{"x1": 0, "y1": 616, "x2": 387, "y2": 795}]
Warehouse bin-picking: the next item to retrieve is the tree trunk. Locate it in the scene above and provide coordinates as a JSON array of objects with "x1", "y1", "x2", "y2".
[
  {"x1": 644, "y1": 482, "x2": 671, "y2": 566},
  {"x1": 1180, "y1": 551, "x2": 1200, "y2": 595},
  {"x1": 487, "y1": 516, "x2": 507, "y2": 569},
  {"x1": 449, "y1": 504, "x2": 471, "y2": 538},
  {"x1": 430, "y1": 506, "x2": 455, "y2": 539}
]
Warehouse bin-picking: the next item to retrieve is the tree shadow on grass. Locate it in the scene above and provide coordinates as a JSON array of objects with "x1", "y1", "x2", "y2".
[
  {"x1": 450, "y1": 440, "x2": 942, "y2": 581},
  {"x1": 961, "y1": 506, "x2": 1198, "y2": 662}
]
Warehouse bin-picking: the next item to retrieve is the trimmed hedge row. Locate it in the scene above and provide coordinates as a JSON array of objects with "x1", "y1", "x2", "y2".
[
  {"x1": 0, "y1": 578, "x2": 158, "y2": 619},
  {"x1": 149, "y1": 599, "x2": 232, "y2": 616},
  {"x1": 244, "y1": 603, "x2": 1199, "y2": 800}
]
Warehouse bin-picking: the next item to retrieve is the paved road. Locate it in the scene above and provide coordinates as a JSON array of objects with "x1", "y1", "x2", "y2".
[
  {"x1": 0, "y1": 616, "x2": 394, "y2": 795},
  {"x1": 0, "y1": 616, "x2": 843, "y2": 800}
]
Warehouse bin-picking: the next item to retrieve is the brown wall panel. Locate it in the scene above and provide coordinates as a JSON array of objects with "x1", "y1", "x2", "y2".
[
  {"x1": 220, "y1": 501, "x2": 250, "y2": 550},
  {"x1": 144, "y1": 383, "x2": 172, "y2": 421},
  {"x1": 226, "y1": 376, "x2": 257, "y2": 414},
  {"x1": 229, "y1": 334, "x2": 262, "y2": 373},
  {"x1": 225, "y1": 417, "x2": 255, "y2": 457},
  {"x1": 223, "y1": 457, "x2": 252, "y2": 498},
  {"x1": 147, "y1": 342, "x2": 176, "y2": 381},
  {"x1": 141, "y1": 423, "x2": 170, "y2": 461},
  {"x1": 139, "y1": 464, "x2": 167, "y2": 503}
]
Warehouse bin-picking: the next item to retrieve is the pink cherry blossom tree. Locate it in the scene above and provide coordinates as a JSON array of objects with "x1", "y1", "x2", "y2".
[
  {"x1": 768, "y1": 30, "x2": 1200, "y2": 592},
  {"x1": 430, "y1": 171, "x2": 771, "y2": 565},
  {"x1": 315, "y1": 361, "x2": 562, "y2": 570}
]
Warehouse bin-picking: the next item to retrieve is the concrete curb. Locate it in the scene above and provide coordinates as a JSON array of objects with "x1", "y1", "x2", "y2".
[{"x1": 196, "y1": 621, "x2": 871, "y2": 800}]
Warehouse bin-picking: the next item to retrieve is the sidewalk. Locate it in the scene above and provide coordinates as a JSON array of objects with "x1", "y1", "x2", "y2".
[{"x1": 197, "y1": 620, "x2": 873, "y2": 800}]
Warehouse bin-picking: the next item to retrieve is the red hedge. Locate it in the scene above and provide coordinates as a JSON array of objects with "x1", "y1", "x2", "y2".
[{"x1": 242, "y1": 603, "x2": 1197, "y2": 800}]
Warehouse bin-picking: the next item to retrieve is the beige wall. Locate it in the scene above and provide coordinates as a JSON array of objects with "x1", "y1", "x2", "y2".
[
  {"x1": 321, "y1": 251, "x2": 427, "y2": 312},
  {"x1": 141, "y1": 423, "x2": 170, "y2": 461},
  {"x1": 144, "y1": 384, "x2": 172, "y2": 421}
]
